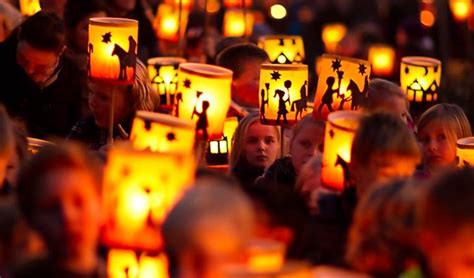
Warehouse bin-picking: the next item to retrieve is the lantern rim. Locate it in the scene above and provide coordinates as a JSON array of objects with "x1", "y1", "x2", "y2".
[
  {"x1": 148, "y1": 57, "x2": 187, "y2": 66},
  {"x1": 327, "y1": 110, "x2": 363, "y2": 133},
  {"x1": 258, "y1": 35, "x2": 303, "y2": 43},
  {"x1": 179, "y1": 63, "x2": 233, "y2": 79},
  {"x1": 260, "y1": 63, "x2": 308, "y2": 71},
  {"x1": 135, "y1": 111, "x2": 195, "y2": 129},
  {"x1": 89, "y1": 17, "x2": 138, "y2": 27},
  {"x1": 401, "y1": 56, "x2": 441, "y2": 67},
  {"x1": 368, "y1": 44, "x2": 395, "y2": 51},
  {"x1": 322, "y1": 54, "x2": 370, "y2": 66},
  {"x1": 457, "y1": 137, "x2": 474, "y2": 149}
]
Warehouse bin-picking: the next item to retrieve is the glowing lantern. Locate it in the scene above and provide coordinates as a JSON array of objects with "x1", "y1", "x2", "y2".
[
  {"x1": 102, "y1": 145, "x2": 195, "y2": 251},
  {"x1": 258, "y1": 35, "x2": 305, "y2": 64},
  {"x1": 368, "y1": 44, "x2": 396, "y2": 77},
  {"x1": 224, "y1": 0, "x2": 252, "y2": 8},
  {"x1": 164, "y1": 0, "x2": 193, "y2": 10},
  {"x1": 270, "y1": 4, "x2": 287, "y2": 19},
  {"x1": 175, "y1": 63, "x2": 233, "y2": 140},
  {"x1": 322, "y1": 23, "x2": 347, "y2": 53},
  {"x1": 321, "y1": 111, "x2": 362, "y2": 191},
  {"x1": 20, "y1": 0, "x2": 41, "y2": 16},
  {"x1": 206, "y1": 117, "x2": 239, "y2": 165},
  {"x1": 246, "y1": 240, "x2": 285, "y2": 272},
  {"x1": 107, "y1": 249, "x2": 169, "y2": 278},
  {"x1": 313, "y1": 54, "x2": 371, "y2": 120},
  {"x1": 258, "y1": 64, "x2": 309, "y2": 126},
  {"x1": 457, "y1": 137, "x2": 474, "y2": 167},
  {"x1": 148, "y1": 57, "x2": 187, "y2": 106},
  {"x1": 223, "y1": 9, "x2": 254, "y2": 37},
  {"x1": 88, "y1": 17, "x2": 138, "y2": 85},
  {"x1": 400, "y1": 56, "x2": 441, "y2": 103},
  {"x1": 27, "y1": 137, "x2": 53, "y2": 155},
  {"x1": 450, "y1": 0, "x2": 472, "y2": 21},
  {"x1": 154, "y1": 4, "x2": 188, "y2": 42},
  {"x1": 130, "y1": 111, "x2": 195, "y2": 154}
]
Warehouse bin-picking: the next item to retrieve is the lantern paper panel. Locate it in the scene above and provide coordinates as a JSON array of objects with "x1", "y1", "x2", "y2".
[
  {"x1": 130, "y1": 111, "x2": 196, "y2": 154},
  {"x1": 368, "y1": 44, "x2": 395, "y2": 77},
  {"x1": 164, "y1": 0, "x2": 193, "y2": 10},
  {"x1": 321, "y1": 111, "x2": 362, "y2": 191},
  {"x1": 224, "y1": 0, "x2": 252, "y2": 8},
  {"x1": 88, "y1": 18, "x2": 138, "y2": 85},
  {"x1": 154, "y1": 4, "x2": 189, "y2": 42},
  {"x1": 107, "y1": 249, "x2": 169, "y2": 278},
  {"x1": 102, "y1": 145, "x2": 195, "y2": 251},
  {"x1": 258, "y1": 35, "x2": 305, "y2": 64},
  {"x1": 175, "y1": 63, "x2": 233, "y2": 140},
  {"x1": 148, "y1": 57, "x2": 187, "y2": 106},
  {"x1": 205, "y1": 117, "x2": 239, "y2": 166},
  {"x1": 259, "y1": 64, "x2": 310, "y2": 126},
  {"x1": 450, "y1": 0, "x2": 472, "y2": 21},
  {"x1": 322, "y1": 23, "x2": 347, "y2": 53},
  {"x1": 223, "y1": 9, "x2": 254, "y2": 37},
  {"x1": 20, "y1": 0, "x2": 41, "y2": 16},
  {"x1": 246, "y1": 240, "x2": 285, "y2": 272},
  {"x1": 457, "y1": 137, "x2": 474, "y2": 167},
  {"x1": 400, "y1": 56, "x2": 441, "y2": 103},
  {"x1": 313, "y1": 54, "x2": 371, "y2": 120}
]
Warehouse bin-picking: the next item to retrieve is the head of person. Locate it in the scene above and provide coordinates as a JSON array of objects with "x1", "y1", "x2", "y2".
[
  {"x1": 0, "y1": 105, "x2": 15, "y2": 188},
  {"x1": 16, "y1": 142, "x2": 102, "y2": 272},
  {"x1": 162, "y1": 185, "x2": 255, "y2": 278},
  {"x1": 106, "y1": 0, "x2": 137, "y2": 14},
  {"x1": 351, "y1": 112, "x2": 421, "y2": 197},
  {"x1": 417, "y1": 103, "x2": 472, "y2": 174},
  {"x1": 16, "y1": 11, "x2": 66, "y2": 87},
  {"x1": 214, "y1": 37, "x2": 247, "y2": 60},
  {"x1": 39, "y1": 0, "x2": 68, "y2": 18},
  {"x1": 88, "y1": 59, "x2": 158, "y2": 128},
  {"x1": 417, "y1": 168, "x2": 474, "y2": 278}
]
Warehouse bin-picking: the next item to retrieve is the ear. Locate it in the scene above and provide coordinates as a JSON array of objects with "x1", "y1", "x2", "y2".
[{"x1": 269, "y1": 226, "x2": 294, "y2": 246}]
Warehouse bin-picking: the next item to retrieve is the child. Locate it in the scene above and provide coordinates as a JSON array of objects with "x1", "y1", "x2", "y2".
[{"x1": 417, "y1": 103, "x2": 472, "y2": 175}]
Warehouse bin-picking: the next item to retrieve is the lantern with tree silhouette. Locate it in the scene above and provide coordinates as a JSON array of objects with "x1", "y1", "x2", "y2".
[
  {"x1": 368, "y1": 44, "x2": 396, "y2": 77},
  {"x1": 19, "y1": 0, "x2": 41, "y2": 16},
  {"x1": 154, "y1": 3, "x2": 189, "y2": 42},
  {"x1": 457, "y1": 137, "x2": 474, "y2": 167},
  {"x1": 148, "y1": 57, "x2": 186, "y2": 106},
  {"x1": 400, "y1": 56, "x2": 441, "y2": 103},
  {"x1": 107, "y1": 249, "x2": 169, "y2": 278},
  {"x1": 223, "y1": 9, "x2": 254, "y2": 37},
  {"x1": 258, "y1": 35, "x2": 305, "y2": 64},
  {"x1": 322, "y1": 23, "x2": 347, "y2": 53}
]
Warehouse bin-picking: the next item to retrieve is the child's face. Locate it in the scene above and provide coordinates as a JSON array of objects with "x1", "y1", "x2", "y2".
[
  {"x1": 244, "y1": 122, "x2": 279, "y2": 169},
  {"x1": 377, "y1": 96, "x2": 410, "y2": 124},
  {"x1": 418, "y1": 121, "x2": 457, "y2": 173},
  {"x1": 290, "y1": 124, "x2": 324, "y2": 174},
  {"x1": 88, "y1": 82, "x2": 130, "y2": 128}
]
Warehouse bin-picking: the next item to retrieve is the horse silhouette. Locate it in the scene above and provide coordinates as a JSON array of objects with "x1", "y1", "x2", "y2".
[
  {"x1": 338, "y1": 76, "x2": 368, "y2": 111},
  {"x1": 291, "y1": 81, "x2": 308, "y2": 120},
  {"x1": 335, "y1": 154, "x2": 350, "y2": 189},
  {"x1": 112, "y1": 36, "x2": 137, "y2": 81}
]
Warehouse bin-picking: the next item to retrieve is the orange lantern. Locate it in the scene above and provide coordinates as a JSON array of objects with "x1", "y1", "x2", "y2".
[
  {"x1": 223, "y1": 9, "x2": 254, "y2": 37},
  {"x1": 164, "y1": 0, "x2": 193, "y2": 10},
  {"x1": 206, "y1": 117, "x2": 239, "y2": 165},
  {"x1": 154, "y1": 3, "x2": 189, "y2": 42},
  {"x1": 368, "y1": 44, "x2": 396, "y2": 77},
  {"x1": 322, "y1": 23, "x2": 347, "y2": 53},
  {"x1": 130, "y1": 111, "x2": 195, "y2": 154},
  {"x1": 457, "y1": 137, "x2": 474, "y2": 167},
  {"x1": 19, "y1": 0, "x2": 41, "y2": 16},
  {"x1": 88, "y1": 17, "x2": 139, "y2": 85},
  {"x1": 313, "y1": 54, "x2": 371, "y2": 120},
  {"x1": 321, "y1": 111, "x2": 362, "y2": 191},
  {"x1": 107, "y1": 249, "x2": 169, "y2": 278},
  {"x1": 246, "y1": 240, "x2": 285, "y2": 272},
  {"x1": 224, "y1": 0, "x2": 252, "y2": 8},
  {"x1": 148, "y1": 57, "x2": 187, "y2": 106},
  {"x1": 450, "y1": 0, "x2": 472, "y2": 21},
  {"x1": 175, "y1": 63, "x2": 233, "y2": 140},
  {"x1": 420, "y1": 1, "x2": 436, "y2": 28},
  {"x1": 400, "y1": 56, "x2": 441, "y2": 103},
  {"x1": 258, "y1": 35, "x2": 305, "y2": 64},
  {"x1": 102, "y1": 144, "x2": 195, "y2": 251}
]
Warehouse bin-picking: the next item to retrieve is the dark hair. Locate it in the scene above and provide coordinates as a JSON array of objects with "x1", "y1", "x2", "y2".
[
  {"x1": 216, "y1": 43, "x2": 268, "y2": 79},
  {"x1": 18, "y1": 11, "x2": 66, "y2": 53},
  {"x1": 64, "y1": 0, "x2": 106, "y2": 29},
  {"x1": 215, "y1": 36, "x2": 247, "y2": 58}
]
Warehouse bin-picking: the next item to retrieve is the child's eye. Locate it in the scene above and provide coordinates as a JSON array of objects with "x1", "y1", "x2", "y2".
[
  {"x1": 264, "y1": 137, "x2": 275, "y2": 144},
  {"x1": 247, "y1": 137, "x2": 258, "y2": 144},
  {"x1": 300, "y1": 140, "x2": 311, "y2": 148},
  {"x1": 437, "y1": 134, "x2": 447, "y2": 141}
]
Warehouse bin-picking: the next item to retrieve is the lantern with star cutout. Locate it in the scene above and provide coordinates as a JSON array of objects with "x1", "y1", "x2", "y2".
[
  {"x1": 313, "y1": 54, "x2": 371, "y2": 120},
  {"x1": 154, "y1": 3, "x2": 189, "y2": 42},
  {"x1": 20, "y1": 0, "x2": 41, "y2": 16},
  {"x1": 400, "y1": 56, "x2": 441, "y2": 103},
  {"x1": 258, "y1": 35, "x2": 305, "y2": 64},
  {"x1": 147, "y1": 57, "x2": 187, "y2": 106},
  {"x1": 175, "y1": 63, "x2": 233, "y2": 140},
  {"x1": 88, "y1": 17, "x2": 138, "y2": 85},
  {"x1": 457, "y1": 137, "x2": 474, "y2": 167},
  {"x1": 107, "y1": 249, "x2": 169, "y2": 278},
  {"x1": 223, "y1": 9, "x2": 254, "y2": 37}
]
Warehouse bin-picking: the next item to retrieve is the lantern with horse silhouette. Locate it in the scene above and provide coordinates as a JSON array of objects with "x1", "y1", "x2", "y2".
[
  {"x1": 313, "y1": 54, "x2": 371, "y2": 120},
  {"x1": 147, "y1": 57, "x2": 186, "y2": 106},
  {"x1": 175, "y1": 63, "x2": 232, "y2": 140},
  {"x1": 88, "y1": 17, "x2": 138, "y2": 85},
  {"x1": 258, "y1": 35, "x2": 305, "y2": 64},
  {"x1": 258, "y1": 64, "x2": 310, "y2": 126},
  {"x1": 400, "y1": 56, "x2": 441, "y2": 103},
  {"x1": 457, "y1": 137, "x2": 474, "y2": 167}
]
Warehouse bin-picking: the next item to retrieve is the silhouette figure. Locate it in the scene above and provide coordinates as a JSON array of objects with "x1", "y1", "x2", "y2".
[
  {"x1": 335, "y1": 154, "x2": 350, "y2": 189},
  {"x1": 111, "y1": 36, "x2": 137, "y2": 81},
  {"x1": 87, "y1": 43, "x2": 93, "y2": 77},
  {"x1": 174, "y1": 92, "x2": 183, "y2": 117},
  {"x1": 291, "y1": 80, "x2": 308, "y2": 120},
  {"x1": 318, "y1": 76, "x2": 340, "y2": 112},
  {"x1": 260, "y1": 85, "x2": 269, "y2": 123},
  {"x1": 338, "y1": 75, "x2": 368, "y2": 110},
  {"x1": 274, "y1": 82, "x2": 291, "y2": 124},
  {"x1": 192, "y1": 100, "x2": 210, "y2": 139}
]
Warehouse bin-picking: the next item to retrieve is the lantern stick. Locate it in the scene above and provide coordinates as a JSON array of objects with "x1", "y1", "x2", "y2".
[
  {"x1": 108, "y1": 87, "x2": 116, "y2": 144},
  {"x1": 280, "y1": 126, "x2": 284, "y2": 158}
]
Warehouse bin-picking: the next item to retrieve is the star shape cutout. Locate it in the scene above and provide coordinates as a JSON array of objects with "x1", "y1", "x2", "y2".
[
  {"x1": 329, "y1": 129, "x2": 335, "y2": 139},
  {"x1": 358, "y1": 63, "x2": 367, "y2": 76},
  {"x1": 183, "y1": 78, "x2": 191, "y2": 89},
  {"x1": 102, "y1": 32, "x2": 112, "y2": 43},
  {"x1": 166, "y1": 132, "x2": 176, "y2": 141},
  {"x1": 331, "y1": 59, "x2": 342, "y2": 72},
  {"x1": 270, "y1": 70, "x2": 281, "y2": 81}
]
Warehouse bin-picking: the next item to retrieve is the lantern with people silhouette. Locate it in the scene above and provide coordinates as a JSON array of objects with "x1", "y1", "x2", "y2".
[
  {"x1": 258, "y1": 35, "x2": 305, "y2": 64},
  {"x1": 147, "y1": 57, "x2": 186, "y2": 106},
  {"x1": 107, "y1": 249, "x2": 169, "y2": 278},
  {"x1": 223, "y1": 9, "x2": 254, "y2": 37},
  {"x1": 400, "y1": 56, "x2": 441, "y2": 103},
  {"x1": 457, "y1": 137, "x2": 474, "y2": 167}
]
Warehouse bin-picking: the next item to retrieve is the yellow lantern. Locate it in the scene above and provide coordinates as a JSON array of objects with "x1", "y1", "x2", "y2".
[
  {"x1": 148, "y1": 57, "x2": 187, "y2": 106},
  {"x1": 107, "y1": 249, "x2": 169, "y2": 278},
  {"x1": 322, "y1": 23, "x2": 347, "y2": 53},
  {"x1": 258, "y1": 35, "x2": 305, "y2": 64},
  {"x1": 102, "y1": 145, "x2": 195, "y2": 251},
  {"x1": 400, "y1": 56, "x2": 441, "y2": 103},
  {"x1": 88, "y1": 18, "x2": 138, "y2": 85},
  {"x1": 321, "y1": 111, "x2": 362, "y2": 191},
  {"x1": 130, "y1": 111, "x2": 196, "y2": 154},
  {"x1": 154, "y1": 4, "x2": 189, "y2": 42},
  {"x1": 27, "y1": 137, "x2": 53, "y2": 155},
  {"x1": 223, "y1": 117, "x2": 239, "y2": 153},
  {"x1": 457, "y1": 137, "x2": 474, "y2": 167},
  {"x1": 368, "y1": 44, "x2": 395, "y2": 77},
  {"x1": 175, "y1": 63, "x2": 233, "y2": 140},
  {"x1": 246, "y1": 240, "x2": 285, "y2": 272},
  {"x1": 259, "y1": 64, "x2": 309, "y2": 126},
  {"x1": 224, "y1": 0, "x2": 252, "y2": 8},
  {"x1": 206, "y1": 117, "x2": 239, "y2": 165},
  {"x1": 164, "y1": 0, "x2": 193, "y2": 10},
  {"x1": 313, "y1": 54, "x2": 371, "y2": 120},
  {"x1": 19, "y1": 0, "x2": 41, "y2": 16},
  {"x1": 450, "y1": 0, "x2": 472, "y2": 21},
  {"x1": 223, "y1": 9, "x2": 254, "y2": 37}
]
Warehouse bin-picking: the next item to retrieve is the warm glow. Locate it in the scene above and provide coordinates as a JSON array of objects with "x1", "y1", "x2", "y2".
[
  {"x1": 164, "y1": 0, "x2": 192, "y2": 10},
  {"x1": 175, "y1": 63, "x2": 233, "y2": 140},
  {"x1": 258, "y1": 35, "x2": 305, "y2": 64},
  {"x1": 259, "y1": 64, "x2": 310, "y2": 126},
  {"x1": 400, "y1": 56, "x2": 441, "y2": 102},
  {"x1": 154, "y1": 4, "x2": 189, "y2": 42},
  {"x1": 207, "y1": 0, "x2": 221, "y2": 13},
  {"x1": 270, "y1": 4, "x2": 287, "y2": 19},
  {"x1": 322, "y1": 23, "x2": 347, "y2": 53},
  {"x1": 368, "y1": 44, "x2": 395, "y2": 77},
  {"x1": 313, "y1": 54, "x2": 371, "y2": 120},
  {"x1": 420, "y1": 9, "x2": 436, "y2": 27},
  {"x1": 107, "y1": 249, "x2": 169, "y2": 278},
  {"x1": 322, "y1": 111, "x2": 362, "y2": 191},
  {"x1": 148, "y1": 57, "x2": 187, "y2": 105},
  {"x1": 224, "y1": 0, "x2": 252, "y2": 8},
  {"x1": 88, "y1": 18, "x2": 138, "y2": 85},
  {"x1": 224, "y1": 117, "x2": 239, "y2": 153},
  {"x1": 20, "y1": 0, "x2": 41, "y2": 16},
  {"x1": 450, "y1": 0, "x2": 472, "y2": 21},
  {"x1": 457, "y1": 137, "x2": 474, "y2": 166},
  {"x1": 246, "y1": 240, "x2": 285, "y2": 272},
  {"x1": 223, "y1": 9, "x2": 254, "y2": 37}
]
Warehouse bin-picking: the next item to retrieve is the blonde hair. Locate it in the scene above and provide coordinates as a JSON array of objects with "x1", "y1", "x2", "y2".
[
  {"x1": 129, "y1": 59, "x2": 159, "y2": 111},
  {"x1": 0, "y1": 105, "x2": 14, "y2": 159},
  {"x1": 364, "y1": 78, "x2": 408, "y2": 111},
  {"x1": 289, "y1": 114, "x2": 325, "y2": 150}
]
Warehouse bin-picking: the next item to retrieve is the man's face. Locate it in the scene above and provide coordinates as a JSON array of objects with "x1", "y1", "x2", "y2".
[{"x1": 16, "y1": 40, "x2": 60, "y2": 86}]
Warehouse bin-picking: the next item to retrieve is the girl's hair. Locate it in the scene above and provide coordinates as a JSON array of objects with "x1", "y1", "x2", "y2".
[
  {"x1": 364, "y1": 78, "x2": 408, "y2": 111},
  {"x1": 289, "y1": 114, "x2": 325, "y2": 150},
  {"x1": 129, "y1": 59, "x2": 159, "y2": 112},
  {"x1": 0, "y1": 105, "x2": 14, "y2": 159},
  {"x1": 417, "y1": 103, "x2": 472, "y2": 144}
]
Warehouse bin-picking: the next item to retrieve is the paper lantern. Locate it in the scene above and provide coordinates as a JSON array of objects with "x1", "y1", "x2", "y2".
[
  {"x1": 246, "y1": 240, "x2": 285, "y2": 272},
  {"x1": 321, "y1": 111, "x2": 362, "y2": 191},
  {"x1": 102, "y1": 145, "x2": 195, "y2": 251},
  {"x1": 457, "y1": 137, "x2": 474, "y2": 167},
  {"x1": 164, "y1": 0, "x2": 193, "y2": 10},
  {"x1": 322, "y1": 23, "x2": 347, "y2": 53},
  {"x1": 400, "y1": 56, "x2": 441, "y2": 103},
  {"x1": 368, "y1": 44, "x2": 395, "y2": 77},
  {"x1": 258, "y1": 35, "x2": 305, "y2": 64},
  {"x1": 130, "y1": 111, "x2": 195, "y2": 154},
  {"x1": 224, "y1": 0, "x2": 252, "y2": 8},
  {"x1": 153, "y1": 4, "x2": 189, "y2": 42},
  {"x1": 313, "y1": 54, "x2": 371, "y2": 120},
  {"x1": 223, "y1": 9, "x2": 254, "y2": 37},
  {"x1": 175, "y1": 63, "x2": 233, "y2": 140},
  {"x1": 148, "y1": 57, "x2": 187, "y2": 106},
  {"x1": 205, "y1": 117, "x2": 239, "y2": 165},
  {"x1": 107, "y1": 249, "x2": 168, "y2": 278},
  {"x1": 450, "y1": 0, "x2": 472, "y2": 21},
  {"x1": 20, "y1": 0, "x2": 41, "y2": 16},
  {"x1": 27, "y1": 138, "x2": 53, "y2": 155},
  {"x1": 88, "y1": 17, "x2": 138, "y2": 85}
]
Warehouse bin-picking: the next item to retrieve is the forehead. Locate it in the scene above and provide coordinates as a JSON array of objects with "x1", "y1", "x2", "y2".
[
  {"x1": 38, "y1": 168, "x2": 97, "y2": 199},
  {"x1": 246, "y1": 122, "x2": 278, "y2": 137},
  {"x1": 17, "y1": 40, "x2": 58, "y2": 64}
]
